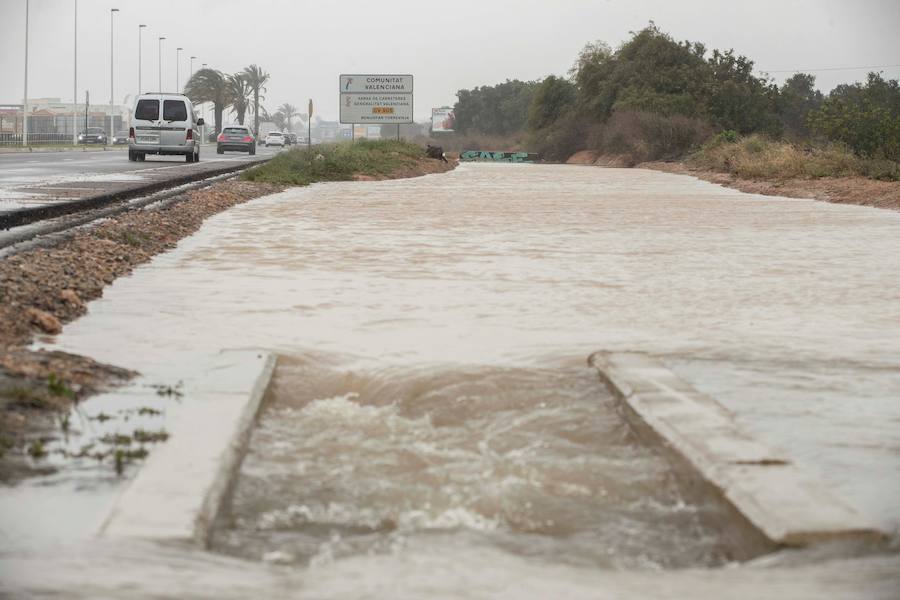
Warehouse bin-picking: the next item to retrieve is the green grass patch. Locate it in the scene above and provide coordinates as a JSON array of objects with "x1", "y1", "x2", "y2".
[
  {"x1": 691, "y1": 134, "x2": 900, "y2": 181},
  {"x1": 241, "y1": 140, "x2": 425, "y2": 186}
]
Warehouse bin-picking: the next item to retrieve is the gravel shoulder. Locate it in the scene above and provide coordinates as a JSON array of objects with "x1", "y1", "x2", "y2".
[{"x1": 0, "y1": 154, "x2": 455, "y2": 478}]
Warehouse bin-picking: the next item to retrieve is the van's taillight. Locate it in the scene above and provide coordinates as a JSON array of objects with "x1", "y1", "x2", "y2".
[
  {"x1": 186, "y1": 129, "x2": 193, "y2": 140},
  {"x1": 242, "y1": 136, "x2": 253, "y2": 142},
  {"x1": 217, "y1": 133, "x2": 225, "y2": 142},
  {"x1": 129, "y1": 127, "x2": 135, "y2": 139}
]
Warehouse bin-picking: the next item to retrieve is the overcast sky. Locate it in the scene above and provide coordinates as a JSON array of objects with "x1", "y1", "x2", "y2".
[{"x1": 2, "y1": 0, "x2": 899, "y2": 122}]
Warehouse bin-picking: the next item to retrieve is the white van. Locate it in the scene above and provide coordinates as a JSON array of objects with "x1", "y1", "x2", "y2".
[{"x1": 129, "y1": 93, "x2": 204, "y2": 162}]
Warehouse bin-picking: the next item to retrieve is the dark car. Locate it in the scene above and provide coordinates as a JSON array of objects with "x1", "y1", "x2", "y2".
[
  {"x1": 111, "y1": 130, "x2": 129, "y2": 145},
  {"x1": 78, "y1": 127, "x2": 107, "y2": 144},
  {"x1": 216, "y1": 125, "x2": 256, "y2": 155}
]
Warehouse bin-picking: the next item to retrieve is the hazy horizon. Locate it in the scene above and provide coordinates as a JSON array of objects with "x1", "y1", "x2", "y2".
[{"x1": 2, "y1": 0, "x2": 899, "y2": 122}]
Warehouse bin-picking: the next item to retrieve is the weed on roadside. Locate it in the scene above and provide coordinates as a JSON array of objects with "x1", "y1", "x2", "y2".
[
  {"x1": 47, "y1": 374, "x2": 75, "y2": 399},
  {"x1": 27, "y1": 439, "x2": 47, "y2": 459},
  {"x1": 132, "y1": 428, "x2": 169, "y2": 443}
]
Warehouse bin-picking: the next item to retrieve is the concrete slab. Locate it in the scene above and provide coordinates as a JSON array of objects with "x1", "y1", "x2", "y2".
[
  {"x1": 101, "y1": 349, "x2": 276, "y2": 547},
  {"x1": 588, "y1": 351, "x2": 885, "y2": 547}
]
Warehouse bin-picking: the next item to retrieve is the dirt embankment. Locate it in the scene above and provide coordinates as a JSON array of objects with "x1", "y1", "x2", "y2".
[
  {"x1": 565, "y1": 152, "x2": 900, "y2": 211},
  {"x1": 639, "y1": 161, "x2": 900, "y2": 212},
  {"x1": 0, "y1": 155, "x2": 454, "y2": 472}
]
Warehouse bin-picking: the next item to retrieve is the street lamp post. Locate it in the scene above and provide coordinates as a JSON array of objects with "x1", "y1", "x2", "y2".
[
  {"x1": 73, "y1": 0, "x2": 77, "y2": 144},
  {"x1": 23, "y1": 0, "x2": 29, "y2": 147},
  {"x1": 109, "y1": 8, "x2": 119, "y2": 141},
  {"x1": 158, "y1": 37, "x2": 165, "y2": 93},
  {"x1": 201, "y1": 63, "x2": 208, "y2": 137},
  {"x1": 138, "y1": 24, "x2": 146, "y2": 94},
  {"x1": 176, "y1": 47, "x2": 183, "y2": 92},
  {"x1": 190, "y1": 56, "x2": 196, "y2": 79}
]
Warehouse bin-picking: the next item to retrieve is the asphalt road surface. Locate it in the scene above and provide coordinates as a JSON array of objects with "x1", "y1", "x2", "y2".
[{"x1": 0, "y1": 144, "x2": 284, "y2": 211}]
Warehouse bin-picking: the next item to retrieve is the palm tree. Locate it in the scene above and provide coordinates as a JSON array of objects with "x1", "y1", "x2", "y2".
[
  {"x1": 227, "y1": 74, "x2": 252, "y2": 125},
  {"x1": 270, "y1": 109, "x2": 286, "y2": 131},
  {"x1": 278, "y1": 103, "x2": 298, "y2": 131},
  {"x1": 242, "y1": 64, "x2": 270, "y2": 136},
  {"x1": 185, "y1": 68, "x2": 231, "y2": 135}
]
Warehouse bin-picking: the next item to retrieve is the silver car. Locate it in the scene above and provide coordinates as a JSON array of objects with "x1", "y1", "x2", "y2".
[{"x1": 128, "y1": 93, "x2": 204, "y2": 162}]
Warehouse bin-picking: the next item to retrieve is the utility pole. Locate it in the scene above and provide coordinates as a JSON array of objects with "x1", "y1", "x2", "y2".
[
  {"x1": 73, "y1": 0, "x2": 78, "y2": 144},
  {"x1": 308, "y1": 99, "x2": 313, "y2": 150},
  {"x1": 190, "y1": 56, "x2": 196, "y2": 80},
  {"x1": 138, "y1": 24, "x2": 146, "y2": 94},
  {"x1": 201, "y1": 63, "x2": 208, "y2": 139},
  {"x1": 109, "y1": 8, "x2": 119, "y2": 139},
  {"x1": 176, "y1": 47, "x2": 183, "y2": 92},
  {"x1": 23, "y1": 0, "x2": 29, "y2": 147},
  {"x1": 158, "y1": 37, "x2": 165, "y2": 93}
]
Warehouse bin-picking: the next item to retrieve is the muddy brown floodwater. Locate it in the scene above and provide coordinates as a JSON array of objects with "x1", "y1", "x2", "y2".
[
  {"x1": 211, "y1": 357, "x2": 730, "y2": 569},
  {"x1": 7, "y1": 163, "x2": 899, "y2": 597}
]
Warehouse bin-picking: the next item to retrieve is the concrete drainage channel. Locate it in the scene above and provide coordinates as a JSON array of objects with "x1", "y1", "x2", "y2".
[
  {"x1": 588, "y1": 352, "x2": 884, "y2": 549},
  {"x1": 99, "y1": 350, "x2": 884, "y2": 556}
]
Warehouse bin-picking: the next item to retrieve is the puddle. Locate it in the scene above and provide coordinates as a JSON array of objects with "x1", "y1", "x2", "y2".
[
  {"x1": 0, "y1": 377, "x2": 180, "y2": 553},
  {"x1": 0, "y1": 172, "x2": 147, "y2": 209}
]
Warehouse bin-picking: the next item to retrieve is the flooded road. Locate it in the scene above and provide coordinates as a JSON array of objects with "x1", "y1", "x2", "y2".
[{"x1": 12, "y1": 162, "x2": 900, "y2": 595}]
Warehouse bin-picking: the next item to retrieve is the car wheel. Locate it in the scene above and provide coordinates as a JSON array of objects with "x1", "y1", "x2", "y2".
[
  {"x1": 217, "y1": 147, "x2": 224, "y2": 154},
  {"x1": 185, "y1": 152, "x2": 193, "y2": 163},
  {"x1": 128, "y1": 149, "x2": 136, "y2": 162},
  {"x1": 249, "y1": 146, "x2": 256, "y2": 156},
  {"x1": 195, "y1": 148, "x2": 200, "y2": 163}
]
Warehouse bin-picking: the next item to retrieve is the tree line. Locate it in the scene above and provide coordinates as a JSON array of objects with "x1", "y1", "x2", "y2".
[
  {"x1": 451, "y1": 25, "x2": 900, "y2": 165},
  {"x1": 184, "y1": 65, "x2": 303, "y2": 136}
]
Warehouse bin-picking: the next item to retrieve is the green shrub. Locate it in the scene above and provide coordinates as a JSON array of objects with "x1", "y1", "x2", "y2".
[
  {"x1": 808, "y1": 73, "x2": 900, "y2": 161},
  {"x1": 690, "y1": 134, "x2": 899, "y2": 181},
  {"x1": 241, "y1": 140, "x2": 424, "y2": 186},
  {"x1": 586, "y1": 110, "x2": 713, "y2": 164}
]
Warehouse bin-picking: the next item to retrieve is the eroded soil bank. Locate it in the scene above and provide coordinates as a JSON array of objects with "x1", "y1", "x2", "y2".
[
  {"x1": 565, "y1": 150, "x2": 900, "y2": 212},
  {"x1": 641, "y1": 161, "x2": 900, "y2": 212},
  {"x1": 0, "y1": 155, "x2": 454, "y2": 478}
]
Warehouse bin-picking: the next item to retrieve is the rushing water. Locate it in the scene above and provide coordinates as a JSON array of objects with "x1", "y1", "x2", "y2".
[
  {"x1": 211, "y1": 357, "x2": 728, "y2": 569},
  {"x1": 16, "y1": 163, "x2": 899, "y2": 594}
]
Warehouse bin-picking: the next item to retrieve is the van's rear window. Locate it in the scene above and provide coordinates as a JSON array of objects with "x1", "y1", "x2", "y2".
[
  {"x1": 135, "y1": 99, "x2": 159, "y2": 120},
  {"x1": 163, "y1": 100, "x2": 188, "y2": 121}
]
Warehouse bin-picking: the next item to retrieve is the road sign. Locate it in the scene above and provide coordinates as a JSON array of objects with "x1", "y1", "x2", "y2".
[
  {"x1": 432, "y1": 107, "x2": 455, "y2": 132},
  {"x1": 339, "y1": 74, "x2": 413, "y2": 125},
  {"x1": 340, "y1": 74, "x2": 413, "y2": 93}
]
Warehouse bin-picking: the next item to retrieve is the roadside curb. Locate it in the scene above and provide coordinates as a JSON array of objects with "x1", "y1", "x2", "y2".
[
  {"x1": 101, "y1": 349, "x2": 276, "y2": 546},
  {"x1": 588, "y1": 351, "x2": 885, "y2": 547}
]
